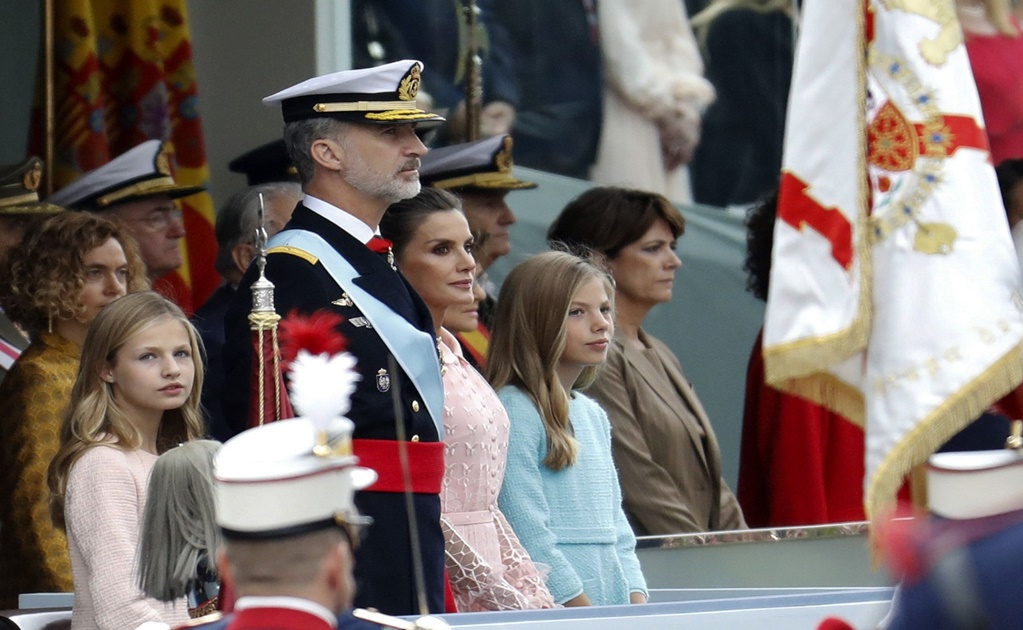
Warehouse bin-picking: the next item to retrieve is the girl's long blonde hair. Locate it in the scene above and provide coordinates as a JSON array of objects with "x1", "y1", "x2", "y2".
[
  {"x1": 48, "y1": 292, "x2": 206, "y2": 530},
  {"x1": 486, "y1": 251, "x2": 613, "y2": 471}
]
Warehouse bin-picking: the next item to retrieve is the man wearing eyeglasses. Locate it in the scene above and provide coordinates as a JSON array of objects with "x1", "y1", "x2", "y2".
[{"x1": 47, "y1": 140, "x2": 204, "y2": 282}]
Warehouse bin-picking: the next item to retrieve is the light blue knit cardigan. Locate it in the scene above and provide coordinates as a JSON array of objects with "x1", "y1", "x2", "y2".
[{"x1": 496, "y1": 386, "x2": 648, "y2": 605}]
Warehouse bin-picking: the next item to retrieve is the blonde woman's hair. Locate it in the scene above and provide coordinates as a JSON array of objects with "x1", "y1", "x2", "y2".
[
  {"x1": 138, "y1": 439, "x2": 222, "y2": 602},
  {"x1": 486, "y1": 251, "x2": 614, "y2": 470},
  {"x1": 48, "y1": 291, "x2": 207, "y2": 530}
]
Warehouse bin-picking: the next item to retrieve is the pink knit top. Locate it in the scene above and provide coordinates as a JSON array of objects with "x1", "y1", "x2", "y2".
[{"x1": 65, "y1": 444, "x2": 189, "y2": 629}]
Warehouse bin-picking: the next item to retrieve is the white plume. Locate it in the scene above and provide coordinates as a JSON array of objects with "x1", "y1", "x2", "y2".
[{"x1": 288, "y1": 350, "x2": 361, "y2": 423}]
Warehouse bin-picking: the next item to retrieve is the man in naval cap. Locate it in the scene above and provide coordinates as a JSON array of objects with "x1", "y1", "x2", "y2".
[
  {"x1": 222, "y1": 60, "x2": 449, "y2": 616},
  {"x1": 47, "y1": 140, "x2": 203, "y2": 283}
]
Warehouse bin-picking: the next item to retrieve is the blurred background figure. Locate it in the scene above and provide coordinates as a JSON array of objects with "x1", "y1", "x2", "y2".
[
  {"x1": 957, "y1": 0, "x2": 1023, "y2": 165},
  {"x1": 883, "y1": 449, "x2": 1023, "y2": 630},
  {"x1": 998, "y1": 158, "x2": 1023, "y2": 275},
  {"x1": 690, "y1": 0, "x2": 795, "y2": 208},
  {"x1": 227, "y1": 140, "x2": 300, "y2": 187},
  {"x1": 138, "y1": 440, "x2": 222, "y2": 620},
  {"x1": 0, "y1": 157, "x2": 63, "y2": 385},
  {"x1": 490, "y1": 0, "x2": 604, "y2": 178},
  {"x1": 548, "y1": 187, "x2": 745, "y2": 535},
  {"x1": 193, "y1": 182, "x2": 300, "y2": 441},
  {"x1": 0, "y1": 212, "x2": 147, "y2": 608},
  {"x1": 590, "y1": 0, "x2": 715, "y2": 204},
  {"x1": 351, "y1": 0, "x2": 518, "y2": 144}
]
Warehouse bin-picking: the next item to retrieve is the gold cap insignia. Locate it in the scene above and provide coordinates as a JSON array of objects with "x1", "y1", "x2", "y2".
[
  {"x1": 495, "y1": 135, "x2": 514, "y2": 173},
  {"x1": 156, "y1": 145, "x2": 173, "y2": 176},
  {"x1": 398, "y1": 63, "x2": 422, "y2": 102},
  {"x1": 23, "y1": 161, "x2": 42, "y2": 192}
]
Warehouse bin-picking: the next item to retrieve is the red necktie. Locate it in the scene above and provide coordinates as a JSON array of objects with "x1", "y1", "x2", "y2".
[{"x1": 367, "y1": 236, "x2": 393, "y2": 254}]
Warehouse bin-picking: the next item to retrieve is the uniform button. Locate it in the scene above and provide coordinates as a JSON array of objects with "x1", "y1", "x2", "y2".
[
  {"x1": 411, "y1": 400, "x2": 420, "y2": 413},
  {"x1": 411, "y1": 435, "x2": 420, "y2": 442}
]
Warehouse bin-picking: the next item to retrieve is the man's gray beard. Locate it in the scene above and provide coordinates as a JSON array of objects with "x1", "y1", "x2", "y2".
[{"x1": 345, "y1": 160, "x2": 421, "y2": 204}]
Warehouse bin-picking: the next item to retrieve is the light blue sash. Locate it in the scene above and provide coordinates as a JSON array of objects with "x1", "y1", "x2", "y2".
[{"x1": 268, "y1": 229, "x2": 445, "y2": 439}]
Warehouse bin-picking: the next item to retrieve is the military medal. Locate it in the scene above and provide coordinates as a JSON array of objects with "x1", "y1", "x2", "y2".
[{"x1": 376, "y1": 368, "x2": 390, "y2": 392}]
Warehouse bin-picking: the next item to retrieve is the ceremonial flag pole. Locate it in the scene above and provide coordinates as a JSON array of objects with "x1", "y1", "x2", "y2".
[{"x1": 764, "y1": 0, "x2": 1023, "y2": 519}]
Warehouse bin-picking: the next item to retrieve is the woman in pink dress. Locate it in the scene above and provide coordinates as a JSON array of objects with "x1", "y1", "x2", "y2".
[{"x1": 381, "y1": 188, "x2": 555, "y2": 612}]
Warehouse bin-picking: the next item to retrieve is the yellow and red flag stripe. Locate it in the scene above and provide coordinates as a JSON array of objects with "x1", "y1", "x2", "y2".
[{"x1": 34, "y1": 0, "x2": 217, "y2": 313}]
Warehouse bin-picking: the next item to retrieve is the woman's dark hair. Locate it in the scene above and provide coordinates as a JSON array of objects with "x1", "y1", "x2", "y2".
[
  {"x1": 380, "y1": 188, "x2": 463, "y2": 258},
  {"x1": 996, "y1": 158, "x2": 1023, "y2": 219},
  {"x1": 743, "y1": 188, "x2": 779, "y2": 302},
  {"x1": 546, "y1": 186, "x2": 685, "y2": 259}
]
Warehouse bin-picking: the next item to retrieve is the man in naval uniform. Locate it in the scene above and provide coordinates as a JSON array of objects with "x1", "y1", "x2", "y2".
[
  {"x1": 178, "y1": 417, "x2": 382, "y2": 630},
  {"x1": 47, "y1": 140, "x2": 204, "y2": 285},
  {"x1": 222, "y1": 60, "x2": 448, "y2": 616},
  {"x1": 0, "y1": 157, "x2": 63, "y2": 384}
]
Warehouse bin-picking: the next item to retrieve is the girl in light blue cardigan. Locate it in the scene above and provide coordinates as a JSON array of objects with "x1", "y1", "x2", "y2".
[{"x1": 487, "y1": 251, "x2": 648, "y2": 607}]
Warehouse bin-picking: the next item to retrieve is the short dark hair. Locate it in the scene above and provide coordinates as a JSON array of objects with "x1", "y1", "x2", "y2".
[
  {"x1": 996, "y1": 158, "x2": 1023, "y2": 219},
  {"x1": 379, "y1": 188, "x2": 463, "y2": 259},
  {"x1": 547, "y1": 186, "x2": 685, "y2": 259},
  {"x1": 743, "y1": 188, "x2": 779, "y2": 302}
]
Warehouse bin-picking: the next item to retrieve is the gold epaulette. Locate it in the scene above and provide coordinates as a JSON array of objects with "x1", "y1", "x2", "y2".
[
  {"x1": 172, "y1": 610, "x2": 224, "y2": 628},
  {"x1": 267, "y1": 245, "x2": 318, "y2": 265}
]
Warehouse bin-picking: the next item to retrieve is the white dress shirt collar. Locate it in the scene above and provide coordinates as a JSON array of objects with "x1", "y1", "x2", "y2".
[{"x1": 303, "y1": 194, "x2": 376, "y2": 245}]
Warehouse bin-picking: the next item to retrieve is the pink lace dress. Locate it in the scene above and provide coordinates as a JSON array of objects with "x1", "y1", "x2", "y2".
[{"x1": 438, "y1": 329, "x2": 555, "y2": 612}]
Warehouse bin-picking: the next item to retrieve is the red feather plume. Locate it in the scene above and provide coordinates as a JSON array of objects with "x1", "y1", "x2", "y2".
[{"x1": 279, "y1": 309, "x2": 348, "y2": 364}]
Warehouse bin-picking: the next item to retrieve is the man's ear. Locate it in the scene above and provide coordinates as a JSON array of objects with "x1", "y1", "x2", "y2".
[
  {"x1": 231, "y1": 243, "x2": 256, "y2": 276},
  {"x1": 310, "y1": 138, "x2": 344, "y2": 172}
]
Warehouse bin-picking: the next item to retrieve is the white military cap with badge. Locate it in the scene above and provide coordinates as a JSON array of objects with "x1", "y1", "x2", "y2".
[
  {"x1": 419, "y1": 134, "x2": 537, "y2": 191},
  {"x1": 263, "y1": 59, "x2": 445, "y2": 127},
  {"x1": 47, "y1": 139, "x2": 204, "y2": 210}
]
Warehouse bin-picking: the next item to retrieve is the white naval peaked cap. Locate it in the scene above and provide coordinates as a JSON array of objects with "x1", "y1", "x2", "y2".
[
  {"x1": 214, "y1": 416, "x2": 377, "y2": 540},
  {"x1": 47, "y1": 140, "x2": 204, "y2": 210},
  {"x1": 927, "y1": 449, "x2": 1023, "y2": 520},
  {"x1": 263, "y1": 59, "x2": 445, "y2": 127},
  {"x1": 420, "y1": 134, "x2": 537, "y2": 191}
]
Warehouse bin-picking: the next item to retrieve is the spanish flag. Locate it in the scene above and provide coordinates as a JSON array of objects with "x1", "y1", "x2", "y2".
[
  {"x1": 763, "y1": 0, "x2": 1023, "y2": 519},
  {"x1": 34, "y1": 0, "x2": 217, "y2": 313}
]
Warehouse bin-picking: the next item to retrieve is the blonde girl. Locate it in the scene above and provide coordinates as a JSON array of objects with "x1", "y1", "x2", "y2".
[
  {"x1": 488, "y1": 251, "x2": 648, "y2": 607},
  {"x1": 48, "y1": 291, "x2": 205, "y2": 630}
]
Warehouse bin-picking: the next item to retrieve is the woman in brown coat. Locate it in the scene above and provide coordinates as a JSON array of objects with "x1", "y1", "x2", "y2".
[{"x1": 547, "y1": 186, "x2": 746, "y2": 536}]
